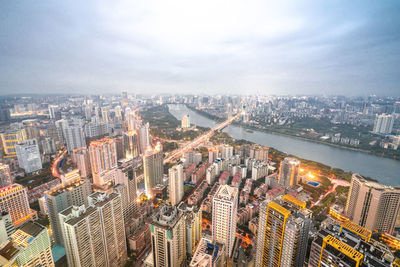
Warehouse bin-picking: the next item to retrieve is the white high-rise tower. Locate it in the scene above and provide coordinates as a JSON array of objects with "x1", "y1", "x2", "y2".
[
  {"x1": 212, "y1": 184, "x2": 238, "y2": 257},
  {"x1": 169, "y1": 164, "x2": 184, "y2": 206}
]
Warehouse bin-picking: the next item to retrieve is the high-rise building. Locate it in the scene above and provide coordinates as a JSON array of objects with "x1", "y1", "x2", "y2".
[
  {"x1": 24, "y1": 122, "x2": 40, "y2": 140},
  {"x1": 124, "y1": 130, "x2": 140, "y2": 159},
  {"x1": 0, "y1": 222, "x2": 54, "y2": 267},
  {"x1": 278, "y1": 157, "x2": 300, "y2": 187},
  {"x1": 139, "y1": 122, "x2": 150, "y2": 153},
  {"x1": 0, "y1": 128, "x2": 27, "y2": 158},
  {"x1": 169, "y1": 164, "x2": 184, "y2": 206},
  {"x1": 125, "y1": 109, "x2": 137, "y2": 131},
  {"x1": 48, "y1": 105, "x2": 60, "y2": 120},
  {"x1": 143, "y1": 143, "x2": 163, "y2": 194},
  {"x1": 122, "y1": 91, "x2": 128, "y2": 107},
  {"x1": 114, "y1": 161, "x2": 138, "y2": 222},
  {"x1": 45, "y1": 177, "x2": 91, "y2": 245},
  {"x1": 219, "y1": 145, "x2": 233, "y2": 159},
  {"x1": 15, "y1": 139, "x2": 42, "y2": 173},
  {"x1": 60, "y1": 192, "x2": 127, "y2": 267},
  {"x1": 84, "y1": 121, "x2": 110, "y2": 138},
  {"x1": 0, "y1": 212, "x2": 15, "y2": 244},
  {"x1": 55, "y1": 119, "x2": 69, "y2": 143},
  {"x1": 181, "y1": 114, "x2": 190, "y2": 128},
  {"x1": 373, "y1": 113, "x2": 394, "y2": 134},
  {"x1": 0, "y1": 184, "x2": 33, "y2": 226},
  {"x1": 212, "y1": 185, "x2": 238, "y2": 257},
  {"x1": 115, "y1": 135, "x2": 125, "y2": 159},
  {"x1": 46, "y1": 123, "x2": 60, "y2": 145},
  {"x1": 64, "y1": 125, "x2": 86, "y2": 152},
  {"x1": 178, "y1": 203, "x2": 202, "y2": 256},
  {"x1": 345, "y1": 173, "x2": 400, "y2": 234},
  {"x1": 102, "y1": 108, "x2": 109, "y2": 124},
  {"x1": 255, "y1": 196, "x2": 311, "y2": 267},
  {"x1": 208, "y1": 147, "x2": 219, "y2": 163},
  {"x1": 115, "y1": 105, "x2": 122, "y2": 120},
  {"x1": 0, "y1": 107, "x2": 11, "y2": 123},
  {"x1": 89, "y1": 138, "x2": 118, "y2": 187},
  {"x1": 251, "y1": 146, "x2": 269, "y2": 161},
  {"x1": 0, "y1": 163, "x2": 13, "y2": 188},
  {"x1": 309, "y1": 221, "x2": 394, "y2": 267},
  {"x1": 189, "y1": 235, "x2": 226, "y2": 267},
  {"x1": 74, "y1": 148, "x2": 91, "y2": 178},
  {"x1": 150, "y1": 205, "x2": 186, "y2": 267},
  {"x1": 84, "y1": 105, "x2": 92, "y2": 120},
  {"x1": 40, "y1": 137, "x2": 56, "y2": 155}
]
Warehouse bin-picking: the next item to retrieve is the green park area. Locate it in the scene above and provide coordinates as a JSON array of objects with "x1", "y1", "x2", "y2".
[{"x1": 140, "y1": 105, "x2": 207, "y2": 141}]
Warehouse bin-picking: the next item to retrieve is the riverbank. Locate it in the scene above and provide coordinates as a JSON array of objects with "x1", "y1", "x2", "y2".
[
  {"x1": 185, "y1": 104, "x2": 399, "y2": 161},
  {"x1": 169, "y1": 104, "x2": 400, "y2": 185}
]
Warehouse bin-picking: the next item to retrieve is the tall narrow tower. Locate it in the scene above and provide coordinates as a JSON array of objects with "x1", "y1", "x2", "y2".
[
  {"x1": 212, "y1": 185, "x2": 238, "y2": 257},
  {"x1": 278, "y1": 157, "x2": 300, "y2": 187},
  {"x1": 169, "y1": 164, "x2": 184, "y2": 206},
  {"x1": 255, "y1": 196, "x2": 311, "y2": 267}
]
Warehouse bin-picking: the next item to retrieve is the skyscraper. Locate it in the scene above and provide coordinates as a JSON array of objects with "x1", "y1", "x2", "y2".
[
  {"x1": 122, "y1": 91, "x2": 128, "y2": 107},
  {"x1": 74, "y1": 148, "x2": 91, "y2": 178},
  {"x1": 150, "y1": 205, "x2": 186, "y2": 267},
  {"x1": 255, "y1": 196, "x2": 311, "y2": 267},
  {"x1": 169, "y1": 164, "x2": 184, "y2": 206},
  {"x1": 125, "y1": 109, "x2": 137, "y2": 131},
  {"x1": 178, "y1": 202, "x2": 202, "y2": 256},
  {"x1": 373, "y1": 113, "x2": 394, "y2": 134},
  {"x1": 60, "y1": 192, "x2": 127, "y2": 267},
  {"x1": 113, "y1": 161, "x2": 139, "y2": 223},
  {"x1": 139, "y1": 122, "x2": 150, "y2": 153},
  {"x1": 0, "y1": 184, "x2": 32, "y2": 226},
  {"x1": 212, "y1": 184, "x2": 238, "y2": 257},
  {"x1": 0, "y1": 163, "x2": 13, "y2": 188},
  {"x1": 45, "y1": 177, "x2": 91, "y2": 245},
  {"x1": 55, "y1": 119, "x2": 69, "y2": 143},
  {"x1": 48, "y1": 105, "x2": 61, "y2": 120},
  {"x1": 89, "y1": 138, "x2": 118, "y2": 187},
  {"x1": 40, "y1": 137, "x2": 56, "y2": 155},
  {"x1": 345, "y1": 173, "x2": 400, "y2": 234},
  {"x1": 0, "y1": 222, "x2": 54, "y2": 267},
  {"x1": 15, "y1": 139, "x2": 42, "y2": 173},
  {"x1": 0, "y1": 212, "x2": 14, "y2": 244},
  {"x1": 278, "y1": 157, "x2": 300, "y2": 187},
  {"x1": 64, "y1": 124, "x2": 86, "y2": 152},
  {"x1": 124, "y1": 130, "x2": 140, "y2": 159},
  {"x1": 143, "y1": 143, "x2": 163, "y2": 195}
]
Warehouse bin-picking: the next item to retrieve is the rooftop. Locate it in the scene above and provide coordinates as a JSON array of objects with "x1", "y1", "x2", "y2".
[
  {"x1": 152, "y1": 205, "x2": 183, "y2": 229},
  {"x1": 65, "y1": 192, "x2": 119, "y2": 226},
  {"x1": 214, "y1": 184, "x2": 238, "y2": 202}
]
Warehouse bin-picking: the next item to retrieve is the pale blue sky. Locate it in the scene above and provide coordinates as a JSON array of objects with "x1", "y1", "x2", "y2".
[{"x1": 1, "y1": 0, "x2": 399, "y2": 96}]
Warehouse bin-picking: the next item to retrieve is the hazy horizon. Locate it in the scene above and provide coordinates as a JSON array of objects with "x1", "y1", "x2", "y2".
[{"x1": 1, "y1": 1, "x2": 400, "y2": 96}]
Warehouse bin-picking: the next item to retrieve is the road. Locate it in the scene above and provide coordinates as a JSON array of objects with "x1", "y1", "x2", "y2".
[
  {"x1": 51, "y1": 149, "x2": 67, "y2": 178},
  {"x1": 163, "y1": 113, "x2": 240, "y2": 164}
]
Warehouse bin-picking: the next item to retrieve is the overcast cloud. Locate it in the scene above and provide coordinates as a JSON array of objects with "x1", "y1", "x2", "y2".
[{"x1": 0, "y1": 0, "x2": 399, "y2": 96}]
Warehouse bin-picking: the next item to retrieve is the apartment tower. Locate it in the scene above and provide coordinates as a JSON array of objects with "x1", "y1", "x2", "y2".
[
  {"x1": 345, "y1": 173, "x2": 400, "y2": 234},
  {"x1": 212, "y1": 184, "x2": 238, "y2": 257},
  {"x1": 169, "y1": 164, "x2": 184, "y2": 206}
]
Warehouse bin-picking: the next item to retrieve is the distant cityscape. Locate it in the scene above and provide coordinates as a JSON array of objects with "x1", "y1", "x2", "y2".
[{"x1": 0, "y1": 93, "x2": 399, "y2": 266}]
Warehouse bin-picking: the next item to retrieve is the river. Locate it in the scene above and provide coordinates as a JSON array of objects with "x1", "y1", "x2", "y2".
[{"x1": 168, "y1": 104, "x2": 400, "y2": 186}]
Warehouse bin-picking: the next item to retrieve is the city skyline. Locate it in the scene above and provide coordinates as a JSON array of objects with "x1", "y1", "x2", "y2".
[
  {"x1": 1, "y1": 1, "x2": 400, "y2": 96},
  {"x1": 1, "y1": 1, "x2": 400, "y2": 266}
]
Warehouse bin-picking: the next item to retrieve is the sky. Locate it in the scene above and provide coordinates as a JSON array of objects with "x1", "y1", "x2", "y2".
[{"x1": 1, "y1": 0, "x2": 400, "y2": 96}]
